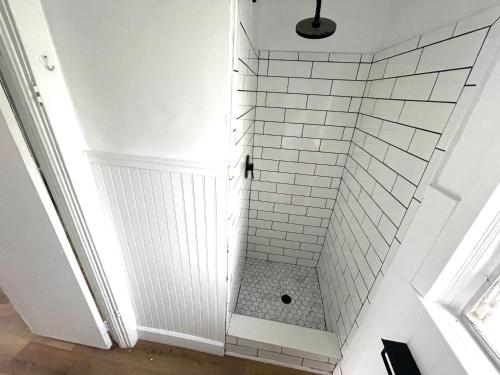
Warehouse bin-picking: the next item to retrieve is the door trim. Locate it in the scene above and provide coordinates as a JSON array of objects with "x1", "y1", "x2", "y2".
[{"x1": 0, "y1": 0, "x2": 137, "y2": 347}]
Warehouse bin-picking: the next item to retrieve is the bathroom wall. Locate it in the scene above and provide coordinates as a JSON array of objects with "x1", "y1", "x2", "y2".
[
  {"x1": 226, "y1": 0, "x2": 258, "y2": 329},
  {"x1": 246, "y1": 52, "x2": 371, "y2": 266},
  {"x1": 38, "y1": 0, "x2": 237, "y2": 353},
  {"x1": 318, "y1": 10, "x2": 498, "y2": 348},
  {"x1": 40, "y1": 0, "x2": 232, "y2": 166}
]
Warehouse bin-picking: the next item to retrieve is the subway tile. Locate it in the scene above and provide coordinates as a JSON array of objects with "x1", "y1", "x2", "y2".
[
  {"x1": 363, "y1": 134, "x2": 389, "y2": 160},
  {"x1": 275, "y1": 203, "x2": 307, "y2": 215},
  {"x1": 266, "y1": 93, "x2": 307, "y2": 108},
  {"x1": 307, "y1": 207, "x2": 333, "y2": 218},
  {"x1": 255, "y1": 107, "x2": 285, "y2": 121},
  {"x1": 320, "y1": 140, "x2": 351, "y2": 153},
  {"x1": 288, "y1": 78, "x2": 331, "y2": 95},
  {"x1": 362, "y1": 215, "x2": 389, "y2": 259},
  {"x1": 372, "y1": 184, "x2": 406, "y2": 225},
  {"x1": 391, "y1": 73, "x2": 438, "y2": 100},
  {"x1": 367, "y1": 78, "x2": 396, "y2": 98},
  {"x1": 258, "y1": 76, "x2": 288, "y2": 92},
  {"x1": 430, "y1": 69, "x2": 469, "y2": 102},
  {"x1": 316, "y1": 165, "x2": 344, "y2": 177},
  {"x1": 287, "y1": 232, "x2": 318, "y2": 244},
  {"x1": 250, "y1": 200, "x2": 274, "y2": 211},
  {"x1": 384, "y1": 49, "x2": 421, "y2": 78},
  {"x1": 264, "y1": 122, "x2": 303, "y2": 136},
  {"x1": 254, "y1": 134, "x2": 282, "y2": 147},
  {"x1": 255, "y1": 244, "x2": 284, "y2": 255},
  {"x1": 296, "y1": 174, "x2": 332, "y2": 188},
  {"x1": 261, "y1": 148, "x2": 299, "y2": 161},
  {"x1": 299, "y1": 151, "x2": 337, "y2": 165},
  {"x1": 268, "y1": 60, "x2": 312, "y2": 77},
  {"x1": 416, "y1": 29, "x2": 487, "y2": 73},
  {"x1": 257, "y1": 210, "x2": 288, "y2": 222},
  {"x1": 378, "y1": 121, "x2": 415, "y2": 150},
  {"x1": 267, "y1": 254, "x2": 298, "y2": 265},
  {"x1": 384, "y1": 146, "x2": 427, "y2": 184},
  {"x1": 358, "y1": 190, "x2": 382, "y2": 224},
  {"x1": 325, "y1": 112, "x2": 358, "y2": 127},
  {"x1": 292, "y1": 196, "x2": 327, "y2": 208},
  {"x1": 369, "y1": 60, "x2": 388, "y2": 80},
  {"x1": 270, "y1": 238, "x2": 300, "y2": 250},
  {"x1": 312, "y1": 62, "x2": 359, "y2": 79},
  {"x1": 226, "y1": 344, "x2": 257, "y2": 356},
  {"x1": 307, "y1": 95, "x2": 351, "y2": 111},
  {"x1": 368, "y1": 158, "x2": 397, "y2": 190},
  {"x1": 260, "y1": 170, "x2": 295, "y2": 184},
  {"x1": 303, "y1": 125, "x2": 344, "y2": 139},
  {"x1": 378, "y1": 214, "x2": 397, "y2": 242},
  {"x1": 330, "y1": 53, "x2": 362, "y2": 62},
  {"x1": 255, "y1": 228, "x2": 287, "y2": 239},
  {"x1": 259, "y1": 191, "x2": 292, "y2": 204},
  {"x1": 408, "y1": 130, "x2": 439, "y2": 160},
  {"x1": 357, "y1": 64, "x2": 371, "y2": 80},
  {"x1": 279, "y1": 161, "x2": 315, "y2": 175},
  {"x1": 304, "y1": 226, "x2": 327, "y2": 236},
  {"x1": 297, "y1": 258, "x2": 317, "y2": 267},
  {"x1": 289, "y1": 214, "x2": 323, "y2": 226},
  {"x1": 311, "y1": 187, "x2": 338, "y2": 199},
  {"x1": 282, "y1": 348, "x2": 329, "y2": 362},
  {"x1": 365, "y1": 246, "x2": 382, "y2": 275},
  {"x1": 277, "y1": 183, "x2": 311, "y2": 195},
  {"x1": 399, "y1": 101, "x2": 454, "y2": 132},
  {"x1": 299, "y1": 51, "x2": 330, "y2": 61},
  {"x1": 251, "y1": 180, "x2": 277, "y2": 192},
  {"x1": 331, "y1": 81, "x2": 366, "y2": 97},
  {"x1": 284, "y1": 249, "x2": 314, "y2": 259},
  {"x1": 272, "y1": 221, "x2": 303, "y2": 233},
  {"x1": 269, "y1": 51, "x2": 299, "y2": 60},
  {"x1": 372, "y1": 99, "x2": 404, "y2": 122},
  {"x1": 285, "y1": 109, "x2": 326, "y2": 124},
  {"x1": 282, "y1": 136, "x2": 321, "y2": 151},
  {"x1": 255, "y1": 158, "x2": 280, "y2": 171},
  {"x1": 391, "y1": 176, "x2": 416, "y2": 207},
  {"x1": 237, "y1": 338, "x2": 282, "y2": 353}
]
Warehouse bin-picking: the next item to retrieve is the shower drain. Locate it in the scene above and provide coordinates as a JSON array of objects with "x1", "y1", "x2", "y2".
[{"x1": 281, "y1": 294, "x2": 292, "y2": 304}]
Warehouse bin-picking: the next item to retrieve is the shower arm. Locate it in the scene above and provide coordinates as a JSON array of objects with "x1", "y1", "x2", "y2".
[{"x1": 313, "y1": 0, "x2": 322, "y2": 27}]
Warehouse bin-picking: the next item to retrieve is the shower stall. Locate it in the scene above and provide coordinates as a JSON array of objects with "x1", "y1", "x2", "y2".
[{"x1": 226, "y1": 1, "x2": 500, "y2": 373}]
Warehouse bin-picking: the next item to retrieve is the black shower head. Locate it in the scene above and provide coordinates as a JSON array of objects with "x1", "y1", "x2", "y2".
[{"x1": 296, "y1": 0, "x2": 336, "y2": 39}]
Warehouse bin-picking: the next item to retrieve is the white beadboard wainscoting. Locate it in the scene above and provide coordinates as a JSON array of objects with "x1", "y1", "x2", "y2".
[{"x1": 87, "y1": 151, "x2": 227, "y2": 354}]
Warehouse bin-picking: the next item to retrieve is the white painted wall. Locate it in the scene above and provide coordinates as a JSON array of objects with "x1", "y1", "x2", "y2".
[
  {"x1": 256, "y1": 0, "x2": 500, "y2": 53},
  {"x1": 338, "y1": 24, "x2": 500, "y2": 375},
  {"x1": 40, "y1": 0, "x2": 233, "y2": 166}
]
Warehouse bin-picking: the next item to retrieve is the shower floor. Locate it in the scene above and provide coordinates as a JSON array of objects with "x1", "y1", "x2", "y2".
[{"x1": 235, "y1": 258, "x2": 326, "y2": 331}]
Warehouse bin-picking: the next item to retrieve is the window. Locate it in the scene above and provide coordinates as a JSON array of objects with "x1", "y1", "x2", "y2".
[{"x1": 464, "y1": 267, "x2": 500, "y2": 364}]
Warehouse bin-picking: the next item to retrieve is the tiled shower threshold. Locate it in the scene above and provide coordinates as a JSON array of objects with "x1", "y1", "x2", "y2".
[{"x1": 235, "y1": 258, "x2": 326, "y2": 330}]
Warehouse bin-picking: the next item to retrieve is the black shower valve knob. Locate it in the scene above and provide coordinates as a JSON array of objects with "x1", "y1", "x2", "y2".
[{"x1": 245, "y1": 155, "x2": 254, "y2": 179}]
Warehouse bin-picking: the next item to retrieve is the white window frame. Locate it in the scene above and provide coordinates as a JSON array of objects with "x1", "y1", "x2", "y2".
[{"x1": 422, "y1": 183, "x2": 500, "y2": 375}]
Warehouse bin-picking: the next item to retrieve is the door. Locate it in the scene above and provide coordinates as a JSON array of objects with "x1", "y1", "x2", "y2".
[{"x1": 0, "y1": 86, "x2": 112, "y2": 349}]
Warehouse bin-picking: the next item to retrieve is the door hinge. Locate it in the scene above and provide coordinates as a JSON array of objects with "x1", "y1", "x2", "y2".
[
  {"x1": 103, "y1": 320, "x2": 110, "y2": 332},
  {"x1": 32, "y1": 84, "x2": 43, "y2": 105}
]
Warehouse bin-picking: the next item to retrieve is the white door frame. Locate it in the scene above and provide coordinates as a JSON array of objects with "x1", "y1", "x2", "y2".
[{"x1": 0, "y1": 0, "x2": 138, "y2": 348}]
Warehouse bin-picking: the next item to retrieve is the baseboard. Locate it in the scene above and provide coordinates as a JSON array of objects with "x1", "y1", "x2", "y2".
[{"x1": 137, "y1": 326, "x2": 224, "y2": 356}]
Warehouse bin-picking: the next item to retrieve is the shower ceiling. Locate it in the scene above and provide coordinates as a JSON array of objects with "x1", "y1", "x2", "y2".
[{"x1": 255, "y1": 0, "x2": 500, "y2": 52}]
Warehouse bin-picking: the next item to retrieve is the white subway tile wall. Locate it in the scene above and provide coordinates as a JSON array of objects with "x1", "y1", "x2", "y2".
[
  {"x1": 318, "y1": 12, "x2": 498, "y2": 351},
  {"x1": 226, "y1": 16, "x2": 258, "y2": 330},
  {"x1": 225, "y1": 335, "x2": 337, "y2": 374},
  {"x1": 244, "y1": 52, "x2": 369, "y2": 266}
]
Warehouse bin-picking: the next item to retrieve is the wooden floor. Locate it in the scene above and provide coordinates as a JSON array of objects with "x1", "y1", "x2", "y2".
[{"x1": 0, "y1": 289, "x2": 313, "y2": 375}]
